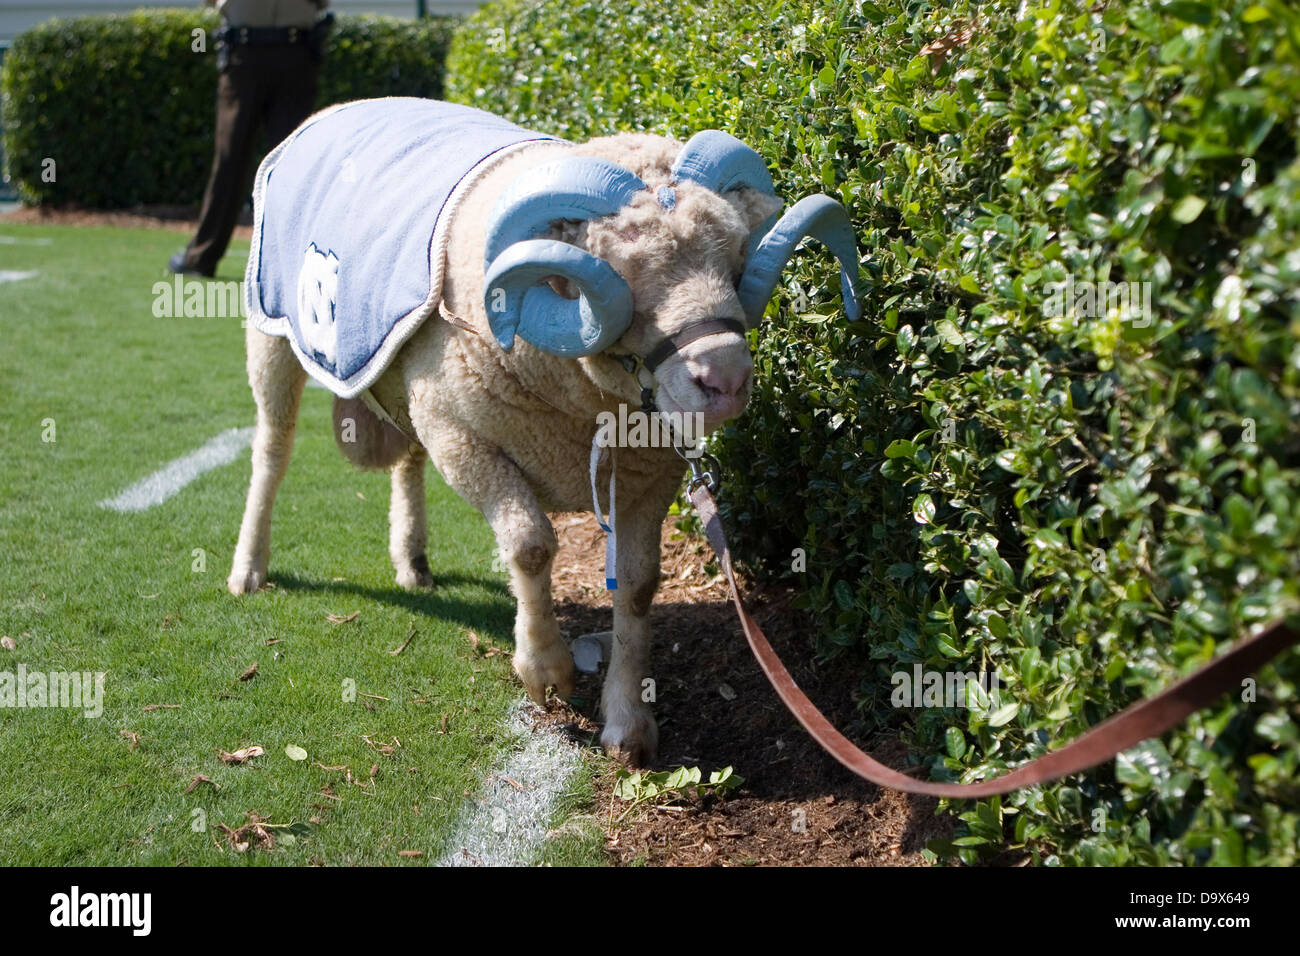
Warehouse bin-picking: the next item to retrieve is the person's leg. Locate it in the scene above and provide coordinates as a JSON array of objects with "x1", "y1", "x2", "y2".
[
  {"x1": 264, "y1": 44, "x2": 320, "y2": 148},
  {"x1": 176, "y1": 48, "x2": 261, "y2": 276}
]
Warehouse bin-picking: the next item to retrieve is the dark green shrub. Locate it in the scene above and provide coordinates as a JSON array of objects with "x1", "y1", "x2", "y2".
[
  {"x1": 451, "y1": 0, "x2": 1300, "y2": 865},
  {"x1": 0, "y1": 11, "x2": 457, "y2": 207}
]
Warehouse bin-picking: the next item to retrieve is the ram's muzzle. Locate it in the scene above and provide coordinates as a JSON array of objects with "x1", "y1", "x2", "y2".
[{"x1": 481, "y1": 131, "x2": 864, "y2": 358}]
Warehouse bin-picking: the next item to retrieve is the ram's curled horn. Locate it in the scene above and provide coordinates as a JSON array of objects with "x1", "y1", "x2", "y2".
[
  {"x1": 482, "y1": 156, "x2": 648, "y2": 356},
  {"x1": 672, "y1": 131, "x2": 861, "y2": 324},
  {"x1": 483, "y1": 239, "x2": 634, "y2": 356},
  {"x1": 670, "y1": 129, "x2": 777, "y2": 197},
  {"x1": 737, "y1": 194, "x2": 863, "y2": 327}
]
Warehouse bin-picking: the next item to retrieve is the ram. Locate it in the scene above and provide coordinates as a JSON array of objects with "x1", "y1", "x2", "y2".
[{"x1": 230, "y1": 98, "x2": 860, "y2": 763}]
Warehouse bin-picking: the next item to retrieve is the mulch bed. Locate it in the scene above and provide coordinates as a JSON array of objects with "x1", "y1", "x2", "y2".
[{"x1": 539, "y1": 512, "x2": 954, "y2": 866}]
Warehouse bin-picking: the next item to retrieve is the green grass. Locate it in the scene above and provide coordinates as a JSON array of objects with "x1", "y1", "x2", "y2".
[{"x1": 0, "y1": 223, "x2": 604, "y2": 865}]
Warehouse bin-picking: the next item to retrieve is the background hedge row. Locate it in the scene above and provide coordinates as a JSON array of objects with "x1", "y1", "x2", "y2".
[
  {"x1": 0, "y1": 10, "x2": 456, "y2": 207},
  {"x1": 450, "y1": 0, "x2": 1300, "y2": 865}
]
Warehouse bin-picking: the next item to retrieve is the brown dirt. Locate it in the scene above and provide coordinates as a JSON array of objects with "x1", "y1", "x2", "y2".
[
  {"x1": 0, "y1": 203, "x2": 253, "y2": 241},
  {"x1": 537, "y1": 511, "x2": 955, "y2": 866}
]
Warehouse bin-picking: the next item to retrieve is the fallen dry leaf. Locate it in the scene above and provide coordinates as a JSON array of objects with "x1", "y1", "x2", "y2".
[
  {"x1": 362, "y1": 734, "x2": 399, "y2": 756},
  {"x1": 217, "y1": 811, "x2": 276, "y2": 852},
  {"x1": 218, "y1": 745, "x2": 265, "y2": 765},
  {"x1": 184, "y1": 774, "x2": 217, "y2": 794},
  {"x1": 120, "y1": 730, "x2": 140, "y2": 751},
  {"x1": 0, "y1": 636, "x2": 15, "y2": 651},
  {"x1": 326, "y1": 611, "x2": 360, "y2": 625},
  {"x1": 237, "y1": 662, "x2": 258, "y2": 681},
  {"x1": 397, "y1": 849, "x2": 423, "y2": 858},
  {"x1": 142, "y1": 703, "x2": 181, "y2": 712},
  {"x1": 918, "y1": 22, "x2": 974, "y2": 72},
  {"x1": 390, "y1": 628, "x2": 417, "y2": 656}
]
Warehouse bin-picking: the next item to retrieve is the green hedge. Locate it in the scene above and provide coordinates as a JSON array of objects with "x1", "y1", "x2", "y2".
[
  {"x1": 450, "y1": 0, "x2": 1300, "y2": 866},
  {"x1": 0, "y1": 10, "x2": 456, "y2": 207}
]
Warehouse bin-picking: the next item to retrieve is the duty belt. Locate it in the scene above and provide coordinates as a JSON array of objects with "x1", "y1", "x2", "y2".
[{"x1": 216, "y1": 24, "x2": 314, "y2": 47}]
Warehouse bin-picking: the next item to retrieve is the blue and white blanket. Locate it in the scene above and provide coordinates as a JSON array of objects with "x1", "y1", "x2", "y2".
[{"x1": 244, "y1": 97, "x2": 558, "y2": 397}]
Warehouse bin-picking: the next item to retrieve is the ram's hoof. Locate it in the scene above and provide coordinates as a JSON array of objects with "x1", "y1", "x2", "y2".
[
  {"x1": 395, "y1": 555, "x2": 435, "y2": 590},
  {"x1": 600, "y1": 708, "x2": 659, "y2": 767},
  {"x1": 514, "y1": 642, "x2": 576, "y2": 704},
  {"x1": 227, "y1": 567, "x2": 266, "y2": 595}
]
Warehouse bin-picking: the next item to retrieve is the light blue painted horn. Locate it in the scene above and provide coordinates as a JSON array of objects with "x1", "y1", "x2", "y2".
[
  {"x1": 484, "y1": 157, "x2": 648, "y2": 266},
  {"x1": 483, "y1": 239, "x2": 633, "y2": 356},
  {"x1": 737, "y1": 194, "x2": 863, "y2": 327},
  {"x1": 671, "y1": 130, "x2": 780, "y2": 262},
  {"x1": 670, "y1": 130, "x2": 777, "y2": 197}
]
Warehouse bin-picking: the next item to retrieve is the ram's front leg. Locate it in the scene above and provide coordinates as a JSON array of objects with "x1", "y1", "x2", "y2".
[
  {"x1": 494, "y1": 492, "x2": 573, "y2": 703},
  {"x1": 599, "y1": 498, "x2": 667, "y2": 765},
  {"x1": 412, "y1": 418, "x2": 573, "y2": 702}
]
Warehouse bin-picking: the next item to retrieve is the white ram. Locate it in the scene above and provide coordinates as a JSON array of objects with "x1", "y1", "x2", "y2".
[{"x1": 229, "y1": 98, "x2": 860, "y2": 763}]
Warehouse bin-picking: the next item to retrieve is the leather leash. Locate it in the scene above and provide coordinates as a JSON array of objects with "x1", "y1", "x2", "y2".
[{"x1": 687, "y1": 482, "x2": 1300, "y2": 798}]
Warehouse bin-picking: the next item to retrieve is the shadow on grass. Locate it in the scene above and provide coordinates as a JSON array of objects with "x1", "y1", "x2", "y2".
[{"x1": 272, "y1": 571, "x2": 517, "y2": 645}]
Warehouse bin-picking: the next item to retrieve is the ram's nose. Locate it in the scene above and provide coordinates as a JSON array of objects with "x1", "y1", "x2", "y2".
[{"x1": 692, "y1": 365, "x2": 752, "y2": 420}]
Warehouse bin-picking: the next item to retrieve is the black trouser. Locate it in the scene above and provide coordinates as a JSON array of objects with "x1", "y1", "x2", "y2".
[{"x1": 182, "y1": 43, "x2": 319, "y2": 274}]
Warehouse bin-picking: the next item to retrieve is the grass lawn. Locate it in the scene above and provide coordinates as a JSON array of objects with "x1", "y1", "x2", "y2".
[{"x1": 0, "y1": 223, "x2": 604, "y2": 866}]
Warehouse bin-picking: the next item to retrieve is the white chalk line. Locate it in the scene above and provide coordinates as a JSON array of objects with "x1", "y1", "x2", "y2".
[
  {"x1": 437, "y1": 701, "x2": 586, "y2": 867},
  {"x1": 0, "y1": 235, "x2": 53, "y2": 246},
  {"x1": 0, "y1": 270, "x2": 39, "y2": 283},
  {"x1": 98, "y1": 426, "x2": 255, "y2": 513}
]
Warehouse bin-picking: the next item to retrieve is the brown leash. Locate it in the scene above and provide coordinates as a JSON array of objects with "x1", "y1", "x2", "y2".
[{"x1": 688, "y1": 483, "x2": 1300, "y2": 798}]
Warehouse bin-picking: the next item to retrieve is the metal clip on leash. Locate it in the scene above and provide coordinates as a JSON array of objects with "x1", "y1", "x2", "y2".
[{"x1": 676, "y1": 444, "x2": 722, "y2": 495}]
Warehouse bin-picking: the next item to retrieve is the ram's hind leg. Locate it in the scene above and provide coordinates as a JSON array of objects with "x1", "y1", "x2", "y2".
[
  {"x1": 390, "y1": 445, "x2": 434, "y2": 590},
  {"x1": 228, "y1": 326, "x2": 307, "y2": 594}
]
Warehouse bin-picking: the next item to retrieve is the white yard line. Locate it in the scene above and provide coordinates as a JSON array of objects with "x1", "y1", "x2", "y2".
[
  {"x1": 98, "y1": 426, "x2": 255, "y2": 513},
  {"x1": 0, "y1": 270, "x2": 39, "y2": 283},
  {"x1": 437, "y1": 702, "x2": 586, "y2": 867},
  {"x1": 0, "y1": 235, "x2": 53, "y2": 245}
]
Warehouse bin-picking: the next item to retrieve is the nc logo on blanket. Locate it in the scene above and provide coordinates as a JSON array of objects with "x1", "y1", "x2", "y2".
[{"x1": 297, "y1": 243, "x2": 340, "y2": 367}]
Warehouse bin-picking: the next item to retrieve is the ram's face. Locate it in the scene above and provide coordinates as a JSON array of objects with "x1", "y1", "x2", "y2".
[
  {"x1": 582, "y1": 183, "x2": 781, "y2": 428},
  {"x1": 480, "y1": 130, "x2": 861, "y2": 433}
]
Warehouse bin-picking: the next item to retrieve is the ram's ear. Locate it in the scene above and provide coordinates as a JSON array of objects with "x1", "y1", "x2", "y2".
[{"x1": 724, "y1": 187, "x2": 784, "y2": 234}]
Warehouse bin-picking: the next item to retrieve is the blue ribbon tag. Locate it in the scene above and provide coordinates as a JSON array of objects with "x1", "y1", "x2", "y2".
[{"x1": 589, "y1": 428, "x2": 617, "y2": 590}]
